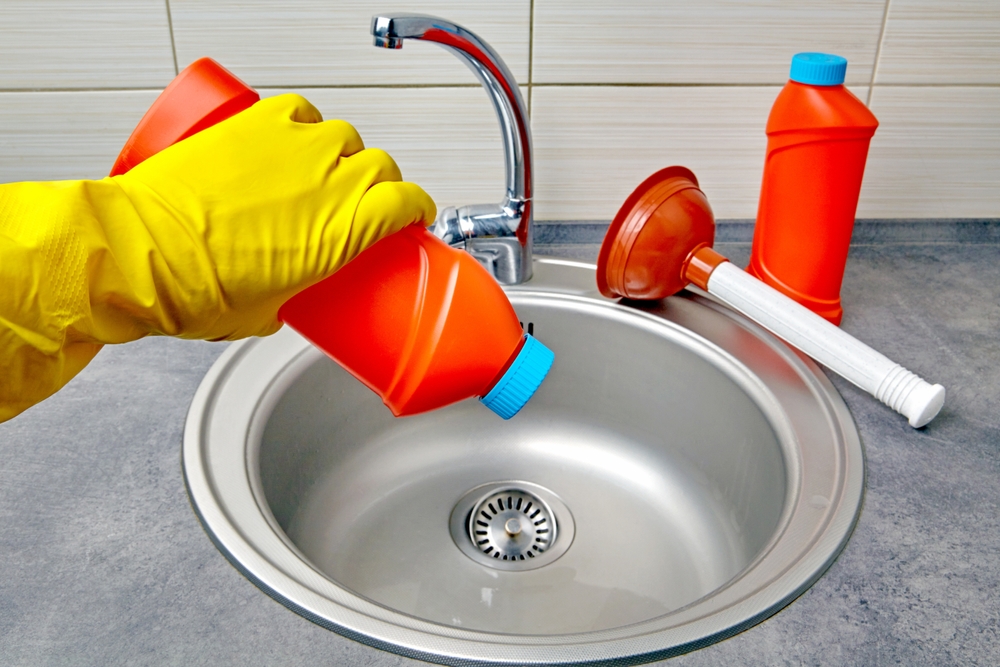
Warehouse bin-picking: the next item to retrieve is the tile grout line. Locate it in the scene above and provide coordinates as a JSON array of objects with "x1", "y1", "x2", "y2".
[
  {"x1": 164, "y1": 0, "x2": 179, "y2": 75},
  {"x1": 1, "y1": 82, "x2": 996, "y2": 95},
  {"x1": 0, "y1": 84, "x2": 484, "y2": 94},
  {"x1": 868, "y1": 0, "x2": 892, "y2": 107},
  {"x1": 527, "y1": 0, "x2": 535, "y2": 118},
  {"x1": 517, "y1": 82, "x2": 1000, "y2": 88}
]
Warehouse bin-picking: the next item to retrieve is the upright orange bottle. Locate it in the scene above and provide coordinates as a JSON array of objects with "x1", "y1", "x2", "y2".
[
  {"x1": 114, "y1": 58, "x2": 554, "y2": 419},
  {"x1": 747, "y1": 53, "x2": 878, "y2": 325}
]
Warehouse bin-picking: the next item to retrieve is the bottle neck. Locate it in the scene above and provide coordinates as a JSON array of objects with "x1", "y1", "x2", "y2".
[{"x1": 767, "y1": 80, "x2": 878, "y2": 135}]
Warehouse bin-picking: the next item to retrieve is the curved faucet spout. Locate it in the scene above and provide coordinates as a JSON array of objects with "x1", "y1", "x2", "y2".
[{"x1": 371, "y1": 14, "x2": 533, "y2": 284}]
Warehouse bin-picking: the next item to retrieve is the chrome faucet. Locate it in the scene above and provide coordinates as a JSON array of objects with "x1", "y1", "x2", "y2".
[{"x1": 371, "y1": 14, "x2": 533, "y2": 284}]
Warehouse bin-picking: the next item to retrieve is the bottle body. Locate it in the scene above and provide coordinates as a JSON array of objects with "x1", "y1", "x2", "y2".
[
  {"x1": 748, "y1": 73, "x2": 878, "y2": 325},
  {"x1": 278, "y1": 225, "x2": 543, "y2": 417}
]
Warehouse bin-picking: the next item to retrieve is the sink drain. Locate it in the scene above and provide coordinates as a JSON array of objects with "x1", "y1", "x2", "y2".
[
  {"x1": 470, "y1": 488, "x2": 557, "y2": 561},
  {"x1": 450, "y1": 481, "x2": 574, "y2": 571}
]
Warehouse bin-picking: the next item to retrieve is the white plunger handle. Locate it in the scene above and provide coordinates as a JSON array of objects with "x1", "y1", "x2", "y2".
[{"x1": 706, "y1": 262, "x2": 945, "y2": 428}]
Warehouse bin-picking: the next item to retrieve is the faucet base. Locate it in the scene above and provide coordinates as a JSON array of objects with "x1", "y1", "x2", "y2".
[{"x1": 466, "y1": 237, "x2": 532, "y2": 285}]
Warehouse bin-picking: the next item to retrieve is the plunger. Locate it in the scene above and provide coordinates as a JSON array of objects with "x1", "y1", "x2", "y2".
[{"x1": 597, "y1": 166, "x2": 945, "y2": 428}]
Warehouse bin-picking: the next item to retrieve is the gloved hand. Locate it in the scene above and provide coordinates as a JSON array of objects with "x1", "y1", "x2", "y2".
[{"x1": 0, "y1": 93, "x2": 436, "y2": 422}]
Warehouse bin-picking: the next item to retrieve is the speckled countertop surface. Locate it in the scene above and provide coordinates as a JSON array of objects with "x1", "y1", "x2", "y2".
[{"x1": 1, "y1": 222, "x2": 998, "y2": 666}]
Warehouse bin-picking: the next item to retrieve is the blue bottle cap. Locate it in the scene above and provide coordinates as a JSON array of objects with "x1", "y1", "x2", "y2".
[
  {"x1": 789, "y1": 53, "x2": 847, "y2": 86},
  {"x1": 480, "y1": 334, "x2": 554, "y2": 419}
]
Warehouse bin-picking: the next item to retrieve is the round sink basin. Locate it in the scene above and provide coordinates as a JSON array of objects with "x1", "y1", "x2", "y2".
[{"x1": 183, "y1": 258, "x2": 863, "y2": 665}]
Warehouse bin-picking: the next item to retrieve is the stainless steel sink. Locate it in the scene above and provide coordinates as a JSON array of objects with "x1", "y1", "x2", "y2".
[{"x1": 183, "y1": 258, "x2": 864, "y2": 665}]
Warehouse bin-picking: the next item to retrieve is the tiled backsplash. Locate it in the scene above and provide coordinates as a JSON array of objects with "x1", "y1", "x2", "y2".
[{"x1": 1, "y1": 1, "x2": 997, "y2": 219}]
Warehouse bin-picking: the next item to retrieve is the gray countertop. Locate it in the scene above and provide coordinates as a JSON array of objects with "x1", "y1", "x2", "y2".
[{"x1": 1, "y1": 225, "x2": 998, "y2": 666}]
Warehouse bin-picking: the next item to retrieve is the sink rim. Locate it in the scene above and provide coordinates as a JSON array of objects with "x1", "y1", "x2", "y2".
[{"x1": 183, "y1": 258, "x2": 864, "y2": 665}]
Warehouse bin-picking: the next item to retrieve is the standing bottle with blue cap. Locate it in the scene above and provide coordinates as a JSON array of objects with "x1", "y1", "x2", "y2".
[{"x1": 748, "y1": 53, "x2": 879, "y2": 325}]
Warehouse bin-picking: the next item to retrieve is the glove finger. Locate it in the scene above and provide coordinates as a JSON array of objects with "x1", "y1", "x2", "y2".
[
  {"x1": 338, "y1": 146, "x2": 403, "y2": 185},
  {"x1": 343, "y1": 180, "x2": 437, "y2": 263},
  {"x1": 218, "y1": 181, "x2": 434, "y2": 339},
  {"x1": 251, "y1": 92, "x2": 324, "y2": 124},
  {"x1": 310, "y1": 146, "x2": 436, "y2": 270},
  {"x1": 302, "y1": 111, "x2": 368, "y2": 161}
]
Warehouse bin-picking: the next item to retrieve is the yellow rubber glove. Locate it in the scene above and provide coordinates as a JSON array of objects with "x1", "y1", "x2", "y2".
[{"x1": 0, "y1": 93, "x2": 436, "y2": 422}]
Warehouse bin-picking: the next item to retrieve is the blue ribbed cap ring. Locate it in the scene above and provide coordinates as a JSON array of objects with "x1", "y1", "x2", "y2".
[
  {"x1": 480, "y1": 334, "x2": 554, "y2": 420},
  {"x1": 790, "y1": 52, "x2": 847, "y2": 86}
]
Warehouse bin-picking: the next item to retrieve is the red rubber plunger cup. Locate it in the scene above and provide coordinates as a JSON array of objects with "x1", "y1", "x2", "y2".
[{"x1": 597, "y1": 166, "x2": 717, "y2": 300}]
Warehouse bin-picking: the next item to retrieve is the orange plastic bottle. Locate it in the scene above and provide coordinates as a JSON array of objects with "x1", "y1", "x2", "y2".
[
  {"x1": 110, "y1": 57, "x2": 260, "y2": 177},
  {"x1": 114, "y1": 58, "x2": 554, "y2": 419},
  {"x1": 278, "y1": 225, "x2": 553, "y2": 417},
  {"x1": 747, "y1": 53, "x2": 878, "y2": 325}
]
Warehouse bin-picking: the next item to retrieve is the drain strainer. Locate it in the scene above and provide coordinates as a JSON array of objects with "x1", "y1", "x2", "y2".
[
  {"x1": 450, "y1": 481, "x2": 575, "y2": 571},
  {"x1": 470, "y1": 488, "x2": 557, "y2": 561}
]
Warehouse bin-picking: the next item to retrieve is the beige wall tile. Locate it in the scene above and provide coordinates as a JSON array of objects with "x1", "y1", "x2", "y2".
[
  {"x1": 0, "y1": 1, "x2": 175, "y2": 90},
  {"x1": 876, "y1": 0, "x2": 1000, "y2": 84},
  {"x1": 532, "y1": 0, "x2": 885, "y2": 85},
  {"x1": 0, "y1": 91, "x2": 160, "y2": 183},
  {"x1": 4, "y1": 85, "x2": 994, "y2": 220},
  {"x1": 260, "y1": 87, "x2": 508, "y2": 212},
  {"x1": 532, "y1": 86, "x2": 798, "y2": 220},
  {"x1": 859, "y1": 86, "x2": 1000, "y2": 217},
  {"x1": 171, "y1": 1, "x2": 530, "y2": 88},
  {"x1": 0, "y1": 84, "x2": 512, "y2": 209}
]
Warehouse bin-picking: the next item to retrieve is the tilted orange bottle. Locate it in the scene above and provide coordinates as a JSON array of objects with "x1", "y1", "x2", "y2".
[
  {"x1": 114, "y1": 58, "x2": 554, "y2": 419},
  {"x1": 277, "y1": 225, "x2": 553, "y2": 417},
  {"x1": 110, "y1": 57, "x2": 260, "y2": 176},
  {"x1": 747, "y1": 53, "x2": 878, "y2": 325}
]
